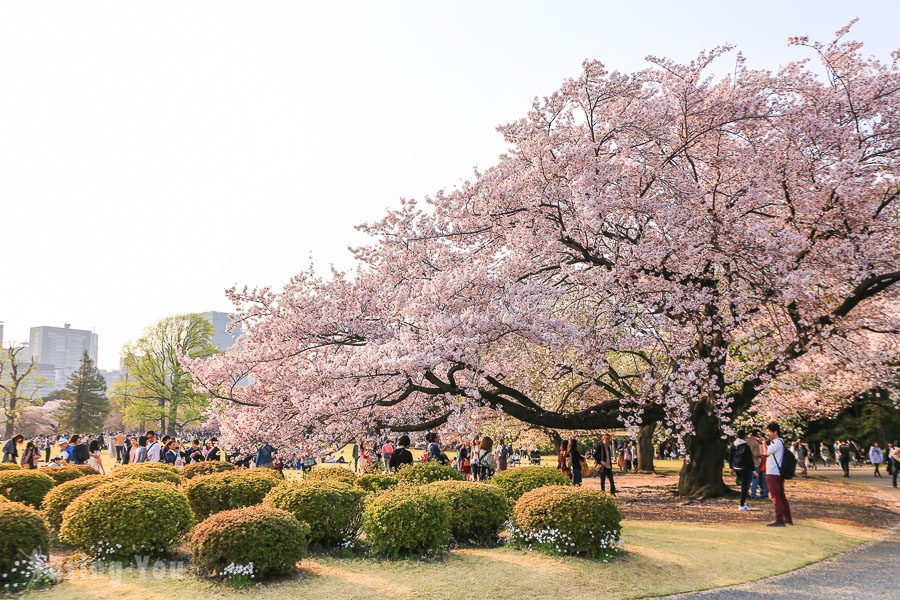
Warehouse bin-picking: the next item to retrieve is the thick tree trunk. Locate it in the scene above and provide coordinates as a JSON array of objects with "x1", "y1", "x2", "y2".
[
  {"x1": 546, "y1": 430, "x2": 564, "y2": 453},
  {"x1": 677, "y1": 407, "x2": 729, "y2": 498},
  {"x1": 4, "y1": 401, "x2": 14, "y2": 438},
  {"x1": 636, "y1": 422, "x2": 656, "y2": 473}
]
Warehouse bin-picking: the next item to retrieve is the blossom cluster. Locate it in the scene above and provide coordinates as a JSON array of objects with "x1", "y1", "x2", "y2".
[
  {"x1": 0, "y1": 553, "x2": 59, "y2": 592},
  {"x1": 506, "y1": 520, "x2": 624, "y2": 560}
]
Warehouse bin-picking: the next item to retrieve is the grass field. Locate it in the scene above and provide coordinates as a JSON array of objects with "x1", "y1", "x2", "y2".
[{"x1": 27, "y1": 519, "x2": 880, "y2": 600}]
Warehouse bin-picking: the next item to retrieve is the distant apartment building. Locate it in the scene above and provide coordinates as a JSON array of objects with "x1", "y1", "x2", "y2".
[
  {"x1": 200, "y1": 311, "x2": 240, "y2": 352},
  {"x1": 29, "y1": 323, "x2": 99, "y2": 386}
]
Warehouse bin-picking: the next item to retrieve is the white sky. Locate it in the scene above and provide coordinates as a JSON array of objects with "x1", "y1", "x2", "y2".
[{"x1": 0, "y1": 1, "x2": 896, "y2": 369}]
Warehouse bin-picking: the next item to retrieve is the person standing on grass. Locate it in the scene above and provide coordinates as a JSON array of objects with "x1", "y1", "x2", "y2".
[
  {"x1": 594, "y1": 434, "x2": 617, "y2": 496},
  {"x1": 2, "y1": 434, "x2": 23, "y2": 463},
  {"x1": 729, "y1": 430, "x2": 755, "y2": 511},
  {"x1": 382, "y1": 438, "x2": 394, "y2": 473},
  {"x1": 838, "y1": 440, "x2": 851, "y2": 477},
  {"x1": 868, "y1": 442, "x2": 883, "y2": 478},
  {"x1": 20, "y1": 440, "x2": 39, "y2": 469},
  {"x1": 568, "y1": 438, "x2": 583, "y2": 486},
  {"x1": 886, "y1": 442, "x2": 895, "y2": 478},
  {"x1": 765, "y1": 422, "x2": 793, "y2": 527},
  {"x1": 88, "y1": 439, "x2": 106, "y2": 474},
  {"x1": 388, "y1": 434, "x2": 413, "y2": 472},
  {"x1": 891, "y1": 443, "x2": 900, "y2": 489},
  {"x1": 145, "y1": 431, "x2": 161, "y2": 462},
  {"x1": 751, "y1": 432, "x2": 769, "y2": 500}
]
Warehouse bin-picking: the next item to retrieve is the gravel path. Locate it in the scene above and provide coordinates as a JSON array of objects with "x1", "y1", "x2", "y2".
[{"x1": 664, "y1": 531, "x2": 898, "y2": 599}]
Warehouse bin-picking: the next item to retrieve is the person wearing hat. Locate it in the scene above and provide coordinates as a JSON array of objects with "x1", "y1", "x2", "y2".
[{"x1": 57, "y1": 437, "x2": 70, "y2": 463}]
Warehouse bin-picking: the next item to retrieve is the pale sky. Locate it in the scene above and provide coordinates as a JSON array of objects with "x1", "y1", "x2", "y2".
[{"x1": 0, "y1": 1, "x2": 896, "y2": 369}]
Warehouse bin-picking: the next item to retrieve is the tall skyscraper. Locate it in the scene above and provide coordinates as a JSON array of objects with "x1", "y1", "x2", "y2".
[
  {"x1": 200, "y1": 311, "x2": 240, "y2": 352},
  {"x1": 29, "y1": 323, "x2": 99, "y2": 385}
]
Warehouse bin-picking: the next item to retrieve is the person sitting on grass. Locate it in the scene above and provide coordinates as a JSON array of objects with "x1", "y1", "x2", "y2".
[{"x1": 388, "y1": 434, "x2": 414, "y2": 471}]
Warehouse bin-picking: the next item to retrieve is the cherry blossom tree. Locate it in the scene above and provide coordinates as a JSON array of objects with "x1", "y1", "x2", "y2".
[{"x1": 187, "y1": 23, "x2": 898, "y2": 497}]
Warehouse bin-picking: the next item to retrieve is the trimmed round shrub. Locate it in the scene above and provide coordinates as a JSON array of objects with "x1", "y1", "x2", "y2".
[
  {"x1": 395, "y1": 462, "x2": 463, "y2": 485},
  {"x1": 491, "y1": 466, "x2": 571, "y2": 502},
  {"x1": 0, "y1": 470, "x2": 56, "y2": 508},
  {"x1": 60, "y1": 479, "x2": 194, "y2": 558},
  {"x1": 362, "y1": 487, "x2": 450, "y2": 558},
  {"x1": 41, "y1": 475, "x2": 109, "y2": 530},
  {"x1": 40, "y1": 465, "x2": 96, "y2": 484},
  {"x1": 0, "y1": 463, "x2": 22, "y2": 471},
  {"x1": 183, "y1": 469, "x2": 282, "y2": 520},
  {"x1": 110, "y1": 463, "x2": 182, "y2": 485},
  {"x1": 181, "y1": 461, "x2": 236, "y2": 479},
  {"x1": 191, "y1": 506, "x2": 309, "y2": 579},
  {"x1": 264, "y1": 480, "x2": 365, "y2": 548},
  {"x1": 425, "y1": 481, "x2": 508, "y2": 545},
  {"x1": 512, "y1": 486, "x2": 622, "y2": 558},
  {"x1": 0, "y1": 501, "x2": 51, "y2": 590},
  {"x1": 305, "y1": 466, "x2": 357, "y2": 486},
  {"x1": 357, "y1": 473, "x2": 398, "y2": 494}
]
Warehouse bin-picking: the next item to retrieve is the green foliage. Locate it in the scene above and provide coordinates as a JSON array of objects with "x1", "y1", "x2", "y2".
[
  {"x1": 181, "y1": 461, "x2": 236, "y2": 479},
  {"x1": 362, "y1": 487, "x2": 451, "y2": 558},
  {"x1": 41, "y1": 475, "x2": 109, "y2": 530},
  {"x1": 357, "y1": 473, "x2": 398, "y2": 494},
  {"x1": 183, "y1": 469, "x2": 282, "y2": 519},
  {"x1": 0, "y1": 463, "x2": 21, "y2": 471},
  {"x1": 491, "y1": 467, "x2": 571, "y2": 502},
  {"x1": 512, "y1": 486, "x2": 622, "y2": 558},
  {"x1": 40, "y1": 465, "x2": 97, "y2": 485},
  {"x1": 191, "y1": 506, "x2": 309, "y2": 579},
  {"x1": 56, "y1": 351, "x2": 110, "y2": 433},
  {"x1": 264, "y1": 480, "x2": 365, "y2": 548},
  {"x1": 59, "y1": 479, "x2": 193, "y2": 558},
  {"x1": 305, "y1": 466, "x2": 358, "y2": 486},
  {"x1": 111, "y1": 314, "x2": 218, "y2": 434},
  {"x1": 425, "y1": 481, "x2": 508, "y2": 545},
  {"x1": 395, "y1": 461, "x2": 463, "y2": 485},
  {"x1": 110, "y1": 463, "x2": 182, "y2": 485},
  {"x1": 0, "y1": 470, "x2": 56, "y2": 508},
  {"x1": 0, "y1": 501, "x2": 51, "y2": 588}
]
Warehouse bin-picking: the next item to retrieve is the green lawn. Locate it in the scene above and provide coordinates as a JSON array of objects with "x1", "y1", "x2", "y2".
[{"x1": 29, "y1": 519, "x2": 878, "y2": 600}]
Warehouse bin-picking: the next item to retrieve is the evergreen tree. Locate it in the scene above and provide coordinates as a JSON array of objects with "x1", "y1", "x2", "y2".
[{"x1": 57, "y1": 351, "x2": 110, "y2": 433}]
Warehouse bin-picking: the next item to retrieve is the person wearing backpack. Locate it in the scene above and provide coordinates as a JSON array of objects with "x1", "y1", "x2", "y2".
[
  {"x1": 765, "y1": 421, "x2": 793, "y2": 527},
  {"x1": 729, "y1": 430, "x2": 756, "y2": 511}
]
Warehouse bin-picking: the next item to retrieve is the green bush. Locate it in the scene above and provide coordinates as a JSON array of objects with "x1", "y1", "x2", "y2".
[
  {"x1": 41, "y1": 475, "x2": 109, "y2": 530},
  {"x1": 191, "y1": 506, "x2": 309, "y2": 579},
  {"x1": 0, "y1": 501, "x2": 51, "y2": 590},
  {"x1": 40, "y1": 465, "x2": 96, "y2": 484},
  {"x1": 183, "y1": 469, "x2": 282, "y2": 520},
  {"x1": 357, "y1": 474, "x2": 398, "y2": 494},
  {"x1": 0, "y1": 470, "x2": 56, "y2": 508},
  {"x1": 491, "y1": 467, "x2": 571, "y2": 502},
  {"x1": 425, "y1": 481, "x2": 508, "y2": 545},
  {"x1": 60, "y1": 479, "x2": 194, "y2": 558},
  {"x1": 110, "y1": 463, "x2": 182, "y2": 485},
  {"x1": 264, "y1": 480, "x2": 365, "y2": 548},
  {"x1": 512, "y1": 486, "x2": 622, "y2": 558},
  {"x1": 0, "y1": 463, "x2": 22, "y2": 471},
  {"x1": 181, "y1": 461, "x2": 236, "y2": 479},
  {"x1": 305, "y1": 466, "x2": 357, "y2": 486},
  {"x1": 362, "y1": 487, "x2": 450, "y2": 558},
  {"x1": 395, "y1": 462, "x2": 463, "y2": 485}
]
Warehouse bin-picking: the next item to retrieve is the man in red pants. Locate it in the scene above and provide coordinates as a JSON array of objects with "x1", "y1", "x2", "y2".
[{"x1": 765, "y1": 421, "x2": 793, "y2": 527}]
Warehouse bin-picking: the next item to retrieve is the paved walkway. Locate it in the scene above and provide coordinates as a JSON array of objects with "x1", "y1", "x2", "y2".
[
  {"x1": 665, "y1": 536, "x2": 899, "y2": 599},
  {"x1": 666, "y1": 468, "x2": 899, "y2": 599}
]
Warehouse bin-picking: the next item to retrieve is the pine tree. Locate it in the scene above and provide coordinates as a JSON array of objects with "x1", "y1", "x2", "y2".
[{"x1": 57, "y1": 351, "x2": 110, "y2": 433}]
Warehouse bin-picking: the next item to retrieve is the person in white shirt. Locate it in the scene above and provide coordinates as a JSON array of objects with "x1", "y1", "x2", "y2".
[
  {"x1": 765, "y1": 422, "x2": 793, "y2": 527},
  {"x1": 868, "y1": 443, "x2": 883, "y2": 478},
  {"x1": 145, "y1": 430, "x2": 161, "y2": 462}
]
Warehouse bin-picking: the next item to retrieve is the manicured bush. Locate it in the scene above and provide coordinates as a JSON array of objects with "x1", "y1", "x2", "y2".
[
  {"x1": 191, "y1": 506, "x2": 309, "y2": 579},
  {"x1": 362, "y1": 487, "x2": 450, "y2": 558},
  {"x1": 357, "y1": 473, "x2": 398, "y2": 494},
  {"x1": 183, "y1": 469, "x2": 282, "y2": 520},
  {"x1": 305, "y1": 466, "x2": 357, "y2": 486},
  {"x1": 0, "y1": 470, "x2": 56, "y2": 508},
  {"x1": 0, "y1": 463, "x2": 22, "y2": 471},
  {"x1": 511, "y1": 486, "x2": 622, "y2": 558},
  {"x1": 110, "y1": 463, "x2": 182, "y2": 485},
  {"x1": 491, "y1": 466, "x2": 571, "y2": 502},
  {"x1": 395, "y1": 461, "x2": 463, "y2": 485},
  {"x1": 264, "y1": 480, "x2": 365, "y2": 548},
  {"x1": 41, "y1": 475, "x2": 109, "y2": 530},
  {"x1": 60, "y1": 479, "x2": 193, "y2": 558},
  {"x1": 181, "y1": 461, "x2": 236, "y2": 479},
  {"x1": 0, "y1": 501, "x2": 51, "y2": 590},
  {"x1": 425, "y1": 481, "x2": 508, "y2": 545},
  {"x1": 40, "y1": 465, "x2": 96, "y2": 484}
]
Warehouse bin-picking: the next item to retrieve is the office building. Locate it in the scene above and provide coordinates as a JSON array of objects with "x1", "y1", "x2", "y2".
[{"x1": 200, "y1": 311, "x2": 240, "y2": 352}]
